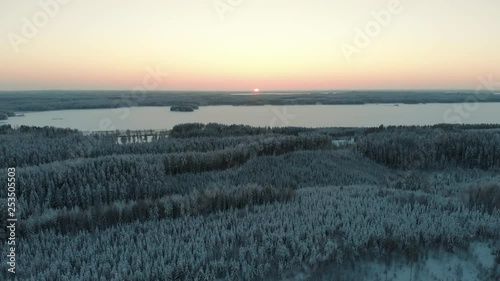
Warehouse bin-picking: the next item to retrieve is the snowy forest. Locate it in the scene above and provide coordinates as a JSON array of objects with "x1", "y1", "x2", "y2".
[
  {"x1": 0, "y1": 123, "x2": 499, "y2": 280},
  {"x1": 2, "y1": 91, "x2": 500, "y2": 114}
]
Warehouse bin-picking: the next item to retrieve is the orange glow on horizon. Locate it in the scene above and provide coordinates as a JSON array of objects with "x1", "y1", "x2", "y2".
[{"x1": 1, "y1": 1, "x2": 499, "y2": 91}]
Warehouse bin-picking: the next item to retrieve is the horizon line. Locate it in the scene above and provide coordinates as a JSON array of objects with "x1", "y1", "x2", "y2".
[{"x1": 0, "y1": 89, "x2": 486, "y2": 93}]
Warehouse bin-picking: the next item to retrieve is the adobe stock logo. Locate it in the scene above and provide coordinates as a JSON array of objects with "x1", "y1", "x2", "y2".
[
  {"x1": 213, "y1": 0, "x2": 244, "y2": 21},
  {"x1": 99, "y1": 65, "x2": 170, "y2": 131},
  {"x1": 340, "y1": 0, "x2": 404, "y2": 62},
  {"x1": 442, "y1": 75, "x2": 500, "y2": 124},
  {"x1": 7, "y1": 0, "x2": 71, "y2": 53},
  {"x1": 269, "y1": 107, "x2": 296, "y2": 127}
]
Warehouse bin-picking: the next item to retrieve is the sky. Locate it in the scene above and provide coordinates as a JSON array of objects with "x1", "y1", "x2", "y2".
[{"x1": 0, "y1": 0, "x2": 499, "y2": 91}]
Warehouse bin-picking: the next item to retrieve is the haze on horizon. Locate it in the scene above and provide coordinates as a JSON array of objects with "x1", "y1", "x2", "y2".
[{"x1": 1, "y1": 0, "x2": 499, "y2": 91}]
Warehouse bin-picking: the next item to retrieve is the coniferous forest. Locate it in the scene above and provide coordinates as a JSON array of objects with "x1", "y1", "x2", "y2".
[{"x1": 1, "y1": 123, "x2": 499, "y2": 280}]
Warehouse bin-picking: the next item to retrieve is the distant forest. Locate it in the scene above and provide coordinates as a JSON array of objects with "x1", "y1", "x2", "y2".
[
  {"x1": 0, "y1": 123, "x2": 499, "y2": 280},
  {"x1": 0, "y1": 91, "x2": 500, "y2": 113}
]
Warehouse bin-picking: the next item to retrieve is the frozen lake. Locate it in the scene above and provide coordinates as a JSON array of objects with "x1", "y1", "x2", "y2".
[{"x1": 3, "y1": 103, "x2": 500, "y2": 131}]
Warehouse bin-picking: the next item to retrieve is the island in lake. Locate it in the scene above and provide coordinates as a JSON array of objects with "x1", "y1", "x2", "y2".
[
  {"x1": 170, "y1": 104, "x2": 200, "y2": 112},
  {"x1": 0, "y1": 111, "x2": 15, "y2": 120}
]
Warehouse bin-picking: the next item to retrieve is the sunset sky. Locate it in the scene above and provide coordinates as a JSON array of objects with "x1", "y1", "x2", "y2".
[{"x1": 1, "y1": 0, "x2": 499, "y2": 91}]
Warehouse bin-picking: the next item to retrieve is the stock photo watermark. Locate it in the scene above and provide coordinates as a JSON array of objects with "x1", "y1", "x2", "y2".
[
  {"x1": 340, "y1": 0, "x2": 404, "y2": 62},
  {"x1": 269, "y1": 106, "x2": 296, "y2": 127},
  {"x1": 98, "y1": 65, "x2": 170, "y2": 131},
  {"x1": 5, "y1": 168, "x2": 17, "y2": 274},
  {"x1": 443, "y1": 74, "x2": 500, "y2": 124},
  {"x1": 7, "y1": 0, "x2": 72, "y2": 53},
  {"x1": 213, "y1": 0, "x2": 244, "y2": 21}
]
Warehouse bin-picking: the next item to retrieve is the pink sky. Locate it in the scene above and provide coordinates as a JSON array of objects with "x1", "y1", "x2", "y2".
[{"x1": 1, "y1": 0, "x2": 499, "y2": 91}]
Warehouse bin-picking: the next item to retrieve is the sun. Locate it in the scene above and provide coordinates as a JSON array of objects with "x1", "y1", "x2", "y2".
[{"x1": 253, "y1": 88, "x2": 260, "y2": 93}]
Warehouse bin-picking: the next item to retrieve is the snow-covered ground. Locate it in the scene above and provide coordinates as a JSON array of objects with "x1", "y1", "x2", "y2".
[{"x1": 303, "y1": 241, "x2": 498, "y2": 281}]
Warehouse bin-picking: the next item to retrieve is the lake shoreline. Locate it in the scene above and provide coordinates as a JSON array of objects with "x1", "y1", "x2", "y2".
[
  {"x1": 6, "y1": 100, "x2": 500, "y2": 115},
  {"x1": 4, "y1": 103, "x2": 500, "y2": 131},
  {"x1": 2, "y1": 91, "x2": 500, "y2": 113}
]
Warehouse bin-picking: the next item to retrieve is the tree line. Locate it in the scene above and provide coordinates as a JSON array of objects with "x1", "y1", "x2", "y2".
[
  {"x1": 1, "y1": 125, "x2": 321, "y2": 168},
  {"x1": 2, "y1": 124, "x2": 499, "y2": 280},
  {"x1": 2, "y1": 90, "x2": 500, "y2": 112},
  {"x1": 357, "y1": 127, "x2": 500, "y2": 170},
  {"x1": 8, "y1": 185, "x2": 499, "y2": 281},
  {"x1": 22, "y1": 184, "x2": 294, "y2": 236}
]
